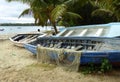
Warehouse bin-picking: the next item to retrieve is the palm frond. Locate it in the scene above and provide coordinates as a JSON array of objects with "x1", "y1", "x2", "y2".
[
  {"x1": 19, "y1": 8, "x2": 32, "y2": 18},
  {"x1": 31, "y1": 0, "x2": 47, "y2": 8},
  {"x1": 91, "y1": 0, "x2": 114, "y2": 11},
  {"x1": 64, "y1": 0, "x2": 87, "y2": 6},
  {"x1": 66, "y1": 12, "x2": 82, "y2": 19},
  {"x1": 51, "y1": 4, "x2": 67, "y2": 22}
]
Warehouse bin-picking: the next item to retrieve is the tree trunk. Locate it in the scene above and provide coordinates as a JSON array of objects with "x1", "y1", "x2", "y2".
[{"x1": 53, "y1": 23, "x2": 58, "y2": 34}]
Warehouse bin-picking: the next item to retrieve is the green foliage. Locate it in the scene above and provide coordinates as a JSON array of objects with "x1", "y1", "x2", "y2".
[
  {"x1": 81, "y1": 58, "x2": 112, "y2": 74},
  {"x1": 91, "y1": 9, "x2": 117, "y2": 24},
  {"x1": 18, "y1": 8, "x2": 32, "y2": 18},
  {"x1": 100, "y1": 58, "x2": 112, "y2": 73},
  {"x1": 113, "y1": 0, "x2": 120, "y2": 21},
  {"x1": 66, "y1": 0, "x2": 120, "y2": 25},
  {"x1": 6, "y1": 0, "x2": 81, "y2": 34},
  {"x1": 6, "y1": 0, "x2": 120, "y2": 26},
  {"x1": 90, "y1": 0, "x2": 120, "y2": 22},
  {"x1": 51, "y1": 4, "x2": 67, "y2": 22}
]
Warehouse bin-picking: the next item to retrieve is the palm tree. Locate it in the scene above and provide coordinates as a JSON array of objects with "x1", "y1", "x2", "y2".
[
  {"x1": 90, "y1": 0, "x2": 119, "y2": 22},
  {"x1": 6, "y1": 0, "x2": 81, "y2": 34},
  {"x1": 113, "y1": 0, "x2": 120, "y2": 21}
]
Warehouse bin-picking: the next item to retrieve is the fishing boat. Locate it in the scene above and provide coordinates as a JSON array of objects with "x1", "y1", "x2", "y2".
[
  {"x1": 9, "y1": 32, "x2": 47, "y2": 47},
  {"x1": 56, "y1": 23, "x2": 120, "y2": 37},
  {"x1": 24, "y1": 37, "x2": 120, "y2": 65}
]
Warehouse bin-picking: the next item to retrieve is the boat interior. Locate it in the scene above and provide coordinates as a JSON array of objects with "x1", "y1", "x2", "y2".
[
  {"x1": 12, "y1": 34, "x2": 41, "y2": 42},
  {"x1": 30, "y1": 37, "x2": 120, "y2": 51},
  {"x1": 57, "y1": 26, "x2": 109, "y2": 37}
]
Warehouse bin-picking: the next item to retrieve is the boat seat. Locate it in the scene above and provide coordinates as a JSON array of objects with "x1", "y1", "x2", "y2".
[
  {"x1": 26, "y1": 35, "x2": 34, "y2": 39},
  {"x1": 65, "y1": 30, "x2": 74, "y2": 37},
  {"x1": 28, "y1": 35, "x2": 38, "y2": 40},
  {"x1": 78, "y1": 29, "x2": 88, "y2": 36},
  {"x1": 93, "y1": 43, "x2": 102, "y2": 51},
  {"x1": 22, "y1": 35, "x2": 38, "y2": 42},
  {"x1": 56, "y1": 29, "x2": 67, "y2": 36},
  {"x1": 94, "y1": 28, "x2": 103, "y2": 36},
  {"x1": 19, "y1": 35, "x2": 34, "y2": 42},
  {"x1": 13, "y1": 35, "x2": 23, "y2": 41},
  {"x1": 38, "y1": 34, "x2": 47, "y2": 37}
]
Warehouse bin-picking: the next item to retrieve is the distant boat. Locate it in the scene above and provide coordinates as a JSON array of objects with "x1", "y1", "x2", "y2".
[
  {"x1": 56, "y1": 23, "x2": 120, "y2": 37},
  {"x1": 0, "y1": 28, "x2": 4, "y2": 31},
  {"x1": 24, "y1": 37, "x2": 120, "y2": 65},
  {"x1": 9, "y1": 32, "x2": 47, "y2": 47}
]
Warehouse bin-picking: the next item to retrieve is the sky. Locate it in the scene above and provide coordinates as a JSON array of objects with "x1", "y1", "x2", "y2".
[{"x1": 0, "y1": 0, "x2": 34, "y2": 23}]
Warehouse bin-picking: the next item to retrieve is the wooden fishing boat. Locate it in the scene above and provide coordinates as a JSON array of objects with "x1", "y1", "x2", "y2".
[
  {"x1": 9, "y1": 32, "x2": 47, "y2": 47},
  {"x1": 24, "y1": 37, "x2": 120, "y2": 65},
  {"x1": 56, "y1": 23, "x2": 120, "y2": 37}
]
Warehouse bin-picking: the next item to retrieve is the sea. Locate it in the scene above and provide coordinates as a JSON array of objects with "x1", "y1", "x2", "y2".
[{"x1": 0, "y1": 26, "x2": 65, "y2": 35}]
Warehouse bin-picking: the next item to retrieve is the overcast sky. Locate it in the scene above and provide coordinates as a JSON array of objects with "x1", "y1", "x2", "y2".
[{"x1": 0, "y1": 0, "x2": 34, "y2": 23}]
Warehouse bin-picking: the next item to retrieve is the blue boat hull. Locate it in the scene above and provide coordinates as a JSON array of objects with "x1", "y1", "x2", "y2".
[
  {"x1": 81, "y1": 51, "x2": 120, "y2": 64},
  {"x1": 24, "y1": 44, "x2": 120, "y2": 65},
  {"x1": 24, "y1": 44, "x2": 37, "y2": 55},
  {"x1": 56, "y1": 23, "x2": 120, "y2": 37}
]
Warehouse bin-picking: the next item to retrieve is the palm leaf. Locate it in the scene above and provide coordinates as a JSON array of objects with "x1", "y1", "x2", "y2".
[
  {"x1": 37, "y1": 13, "x2": 48, "y2": 26},
  {"x1": 66, "y1": 12, "x2": 82, "y2": 19},
  {"x1": 51, "y1": 4, "x2": 67, "y2": 22},
  {"x1": 31, "y1": 0, "x2": 47, "y2": 8},
  {"x1": 19, "y1": 8, "x2": 32, "y2": 18}
]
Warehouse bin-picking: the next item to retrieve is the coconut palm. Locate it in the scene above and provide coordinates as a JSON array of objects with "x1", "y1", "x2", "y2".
[
  {"x1": 113, "y1": 0, "x2": 120, "y2": 21},
  {"x1": 90, "y1": 0, "x2": 119, "y2": 22},
  {"x1": 6, "y1": 0, "x2": 81, "y2": 34}
]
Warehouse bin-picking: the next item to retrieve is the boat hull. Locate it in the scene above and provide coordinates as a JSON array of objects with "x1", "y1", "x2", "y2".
[
  {"x1": 24, "y1": 43, "x2": 120, "y2": 65},
  {"x1": 56, "y1": 23, "x2": 120, "y2": 37},
  {"x1": 9, "y1": 33, "x2": 47, "y2": 47},
  {"x1": 24, "y1": 36, "x2": 120, "y2": 65},
  {"x1": 24, "y1": 44, "x2": 37, "y2": 55},
  {"x1": 81, "y1": 51, "x2": 120, "y2": 64}
]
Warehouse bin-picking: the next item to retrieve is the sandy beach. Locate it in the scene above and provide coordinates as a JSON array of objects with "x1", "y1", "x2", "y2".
[{"x1": 0, "y1": 38, "x2": 120, "y2": 82}]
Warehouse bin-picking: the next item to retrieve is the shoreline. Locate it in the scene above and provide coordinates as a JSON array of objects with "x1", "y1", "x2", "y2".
[{"x1": 0, "y1": 34, "x2": 16, "y2": 40}]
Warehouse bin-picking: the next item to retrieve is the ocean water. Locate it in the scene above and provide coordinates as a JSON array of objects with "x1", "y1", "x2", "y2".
[{"x1": 0, "y1": 26, "x2": 65, "y2": 35}]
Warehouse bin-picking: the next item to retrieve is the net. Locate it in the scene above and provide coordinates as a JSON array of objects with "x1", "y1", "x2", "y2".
[{"x1": 37, "y1": 45, "x2": 82, "y2": 72}]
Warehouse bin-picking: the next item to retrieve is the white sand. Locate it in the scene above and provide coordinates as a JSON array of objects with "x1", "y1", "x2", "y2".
[{"x1": 0, "y1": 39, "x2": 120, "y2": 82}]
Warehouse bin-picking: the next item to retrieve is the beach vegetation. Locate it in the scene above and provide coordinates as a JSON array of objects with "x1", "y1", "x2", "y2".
[
  {"x1": 6, "y1": 0, "x2": 120, "y2": 28},
  {"x1": 6, "y1": 0, "x2": 81, "y2": 34},
  {"x1": 80, "y1": 58, "x2": 112, "y2": 74},
  {"x1": 65, "y1": 0, "x2": 119, "y2": 25}
]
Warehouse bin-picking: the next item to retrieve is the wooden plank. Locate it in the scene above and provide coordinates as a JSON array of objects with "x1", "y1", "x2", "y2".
[
  {"x1": 65, "y1": 30, "x2": 74, "y2": 37},
  {"x1": 94, "y1": 28, "x2": 103, "y2": 36},
  {"x1": 78, "y1": 29, "x2": 88, "y2": 36},
  {"x1": 56, "y1": 29, "x2": 67, "y2": 36}
]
